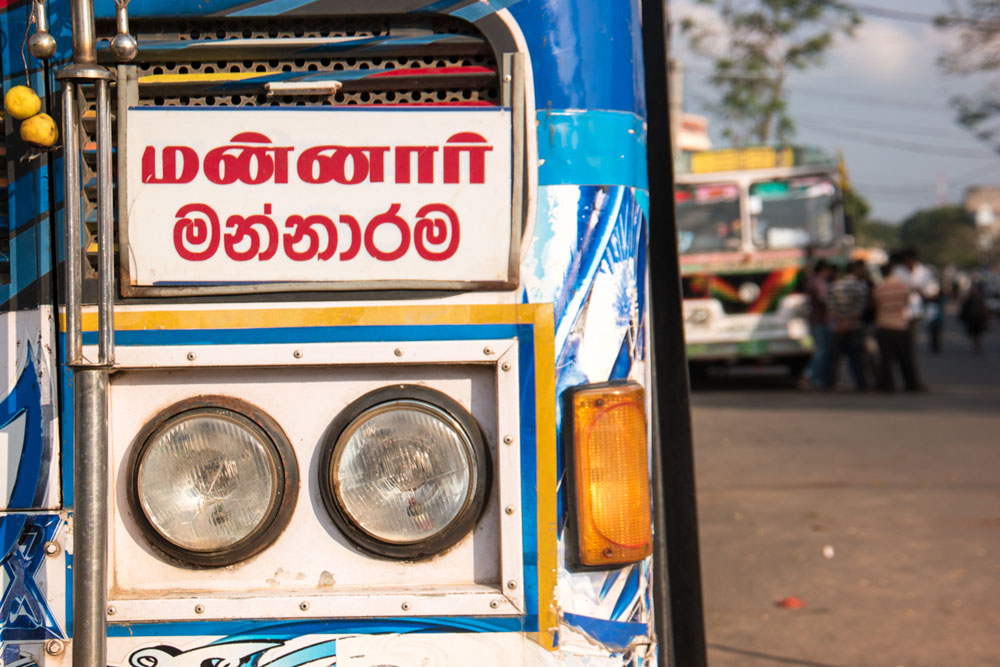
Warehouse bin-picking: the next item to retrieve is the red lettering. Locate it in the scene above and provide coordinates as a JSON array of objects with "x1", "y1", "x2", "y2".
[
  {"x1": 364, "y1": 204, "x2": 410, "y2": 261},
  {"x1": 173, "y1": 203, "x2": 220, "y2": 261},
  {"x1": 413, "y1": 203, "x2": 460, "y2": 261},
  {"x1": 395, "y1": 146, "x2": 438, "y2": 184},
  {"x1": 338, "y1": 215, "x2": 361, "y2": 260},
  {"x1": 143, "y1": 146, "x2": 199, "y2": 184},
  {"x1": 443, "y1": 132, "x2": 491, "y2": 184}
]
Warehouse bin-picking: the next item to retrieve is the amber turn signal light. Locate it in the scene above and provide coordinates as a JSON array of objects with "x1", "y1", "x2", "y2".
[{"x1": 568, "y1": 381, "x2": 652, "y2": 567}]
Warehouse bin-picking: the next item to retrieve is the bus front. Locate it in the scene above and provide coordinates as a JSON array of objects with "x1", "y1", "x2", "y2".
[{"x1": 675, "y1": 146, "x2": 849, "y2": 375}]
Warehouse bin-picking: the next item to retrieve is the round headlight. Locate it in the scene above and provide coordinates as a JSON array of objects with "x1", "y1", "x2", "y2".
[
  {"x1": 320, "y1": 385, "x2": 490, "y2": 560},
  {"x1": 127, "y1": 398, "x2": 298, "y2": 568}
]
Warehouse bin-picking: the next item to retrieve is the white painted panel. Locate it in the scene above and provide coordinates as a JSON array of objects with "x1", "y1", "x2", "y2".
[
  {"x1": 106, "y1": 340, "x2": 524, "y2": 621},
  {"x1": 126, "y1": 108, "x2": 513, "y2": 285}
]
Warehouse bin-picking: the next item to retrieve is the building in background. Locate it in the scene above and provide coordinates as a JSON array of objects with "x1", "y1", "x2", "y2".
[{"x1": 965, "y1": 185, "x2": 1000, "y2": 252}]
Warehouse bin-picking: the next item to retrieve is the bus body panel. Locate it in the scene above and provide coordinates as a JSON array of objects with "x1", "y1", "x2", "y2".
[{"x1": 0, "y1": 1, "x2": 657, "y2": 664}]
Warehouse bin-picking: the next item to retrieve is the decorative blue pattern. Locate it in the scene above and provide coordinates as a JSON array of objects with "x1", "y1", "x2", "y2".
[
  {"x1": 1, "y1": 351, "x2": 48, "y2": 509},
  {"x1": 0, "y1": 514, "x2": 63, "y2": 642}
]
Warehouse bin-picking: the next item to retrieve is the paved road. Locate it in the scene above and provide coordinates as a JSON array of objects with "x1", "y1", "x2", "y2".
[{"x1": 691, "y1": 319, "x2": 1000, "y2": 667}]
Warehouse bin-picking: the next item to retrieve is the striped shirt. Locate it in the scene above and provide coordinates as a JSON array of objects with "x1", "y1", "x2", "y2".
[
  {"x1": 830, "y1": 276, "x2": 869, "y2": 329},
  {"x1": 874, "y1": 277, "x2": 910, "y2": 331}
]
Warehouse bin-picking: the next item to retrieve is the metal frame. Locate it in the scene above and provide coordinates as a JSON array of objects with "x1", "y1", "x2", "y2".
[
  {"x1": 114, "y1": 52, "x2": 533, "y2": 297},
  {"x1": 102, "y1": 338, "x2": 526, "y2": 622}
]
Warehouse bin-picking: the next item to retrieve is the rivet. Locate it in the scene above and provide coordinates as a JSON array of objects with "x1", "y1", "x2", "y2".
[
  {"x1": 299, "y1": 601, "x2": 310, "y2": 611},
  {"x1": 106, "y1": 606, "x2": 116, "y2": 616},
  {"x1": 505, "y1": 505, "x2": 516, "y2": 515},
  {"x1": 603, "y1": 548, "x2": 614, "y2": 558},
  {"x1": 43, "y1": 541, "x2": 60, "y2": 556},
  {"x1": 45, "y1": 639, "x2": 64, "y2": 656},
  {"x1": 595, "y1": 398, "x2": 605, "y2": 407},
  {"x1": 293, "y1": 349, "x2": 303, "y2": 359},
  {"x1": 501, "y1": 361, "x2": 511, "y2": 372},
  {"x1": 503, "y1": 74, "x2": 512, "y2": 83},
  {"x1": 483, "y1": 346, "x2": 494, "y2": 356},
  {"x1": 186, "y1": 351, "x2": 197, "y2": 361},
  {"x1": 503, "y1": 435, "x2": 514, "y2": 445},
  {"x1": 490, "y1": 599, "x2": 501, "y2": 609},
  {"x1": 194, "y1": 604, "x2": 205, "y2": 614},
  {"x1": 394, "y1": 347, "x2": 404, "y2": 357},
  {"x1": 401, "y1": 601, "x2": 411, "y2": 611},
  {"x1": 506, "y1": 580, "x2": 518, "y2": 590}
]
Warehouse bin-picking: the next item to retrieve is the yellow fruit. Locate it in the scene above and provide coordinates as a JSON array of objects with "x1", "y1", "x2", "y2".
[
  {"x1": 20, "y1": 113, "x2": 58, "y2": 147},
  {"x1": 4, "y1": 85, "x2": 41, "y2": 120}
]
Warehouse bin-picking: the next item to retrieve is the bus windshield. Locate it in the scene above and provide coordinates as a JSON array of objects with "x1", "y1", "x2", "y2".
[
  {"x1": 675, "y1": 183, "x2": 741, "y2": 254},
  {"x1": 750, "y1": 177, "x2": 837, "y2": 249}
]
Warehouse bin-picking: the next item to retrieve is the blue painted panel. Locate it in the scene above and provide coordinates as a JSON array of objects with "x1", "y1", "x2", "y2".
[
  {"x1": 537, "y1": 110, "x2": 647, "y2": 190},
  {"x1": 0, "y1": 514, "x2": 64, "y2": 642},
  {"x1": 509, "y1": 0, "x2": 645, "y2": 116}
]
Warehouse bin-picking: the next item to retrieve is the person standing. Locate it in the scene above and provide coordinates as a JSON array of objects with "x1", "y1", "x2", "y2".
[
  {"x1": 828, "y1": 260, "x2": 870, "y2": 391},
  {"x1": 892, "y1": 248, "x2": 938, "y2": 384},
  {"x1": 960, "y1": 280, "x2": 989, "y2": 353},
  {"x1": 874, "y1": 261, "x2": 923, "y2": 392},
  {"x1": 803, "y1": 259, "x2": 834, "y2": 389}
]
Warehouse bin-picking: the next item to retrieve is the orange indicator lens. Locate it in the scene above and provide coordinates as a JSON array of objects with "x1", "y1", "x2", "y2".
[{"x1": 570, "y1": 381, "x2": 653, "y2": 567}]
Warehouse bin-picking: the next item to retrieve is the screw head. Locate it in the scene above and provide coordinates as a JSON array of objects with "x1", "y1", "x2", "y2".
[
  {"x1": 43, "y1": 541, "x2": 60, "y2": 556},
  {"x1": 506, "y1": 580, "x2": 518, "y2": 590},
  {"x1": 44, "y1": 639, "x2": 64, "y2": 656},
  {"x1": 293, "y1": 349, "x2": 303, "y2": 359},
  {"x1": 186, "y1": 351, "x2": 197, "y2": 361},
  {"x1": 394, "y1": 347, "x2": 404, "y2": 357},
  {"x1": 501, "y1": 361, "x2": 511, "y2": 372},
  {"x1": 503, "y1": 435, "x2": 514, "y2": 445},
  {"x1": 194, "y1": 604, "x2": 205, "y2": 614},
  {"x1": 483, "y1": 346, "x2": 494, "y2": 356},
  {"x1": 299, "y1": 601, "x2": 310, "y2": 611},
  {"x1": 505, "y1": 505, "x2": 516, "y2": 515},
  {"x1": 603, "y1": 548, "x2": 614, "y2": 558},
  {"x1": 106, "y1": 605, "x2": 116, "y2": 616},
  {"x1": 401, "y1": 601, "x2": 411, "y2": 611},
  {"x1": 503, "y1": 74, "x2": 512, "y2": 83},
  {"x1": 489, "y1": 599, "x2": 501, "y2": 609}
]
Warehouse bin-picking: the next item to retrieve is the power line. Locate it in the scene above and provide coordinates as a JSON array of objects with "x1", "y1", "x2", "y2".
[
  {"x1": 847, "y1": 3, "x2": 936, "y2": 24},
  {"x1": 796, "y1": 119, "x2": 996, "y2": 158}
]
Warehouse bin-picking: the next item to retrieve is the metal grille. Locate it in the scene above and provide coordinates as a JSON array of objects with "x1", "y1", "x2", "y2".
[{"x1": 77, "y1": 14, "x2": 500, "y2": 278}]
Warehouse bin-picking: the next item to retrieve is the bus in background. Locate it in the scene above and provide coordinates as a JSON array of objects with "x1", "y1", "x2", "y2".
[
  {"x1": 674, "y1": 146, "x2": 851, "y2": 377},
  {"x1": 0, "y1": 0, "x2": 702, "y2": 666}
]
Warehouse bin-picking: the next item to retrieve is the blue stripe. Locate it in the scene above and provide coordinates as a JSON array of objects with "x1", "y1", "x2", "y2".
[
  {"x1": 610, "y1": 566, "x2": 640, "y2": 620},
  {"x1": 255, "y1": 639, "x2": 336, "y2": 666},
  {"x1": 78, "y1": 323, "x2": 518, "y2": 347},
  {"x1": 537, "y1": 110, "x2": 648, "y2": 190},
  {"x1": 451, "y1": 0, "x2": 523, "y2": 21},
  {"x1": 108, "y1": 615, "x2": 526, "y2": 638},
  {"x1": 562, "y1": 612, "x2": 647, "y2": 652}
]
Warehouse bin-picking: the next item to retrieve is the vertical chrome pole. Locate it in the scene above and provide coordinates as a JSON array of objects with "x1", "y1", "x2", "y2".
[
  {"x1": 69, "y1": 0, "x2": 97, "y2": 65},
  {"x1": 62, "y1": 81, "x2": 82, "y2": 364},
  {"x1": 96, "y1": 79, "x2": 114, "y2": 363},
  {"x1": 72, "y1": 369, "x2": 108, "y2": 667}
]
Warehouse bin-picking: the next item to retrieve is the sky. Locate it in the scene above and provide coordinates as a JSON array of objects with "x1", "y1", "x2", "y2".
[{"x1": 672, "y1": 0, "x2": 1000, "y2": 223}]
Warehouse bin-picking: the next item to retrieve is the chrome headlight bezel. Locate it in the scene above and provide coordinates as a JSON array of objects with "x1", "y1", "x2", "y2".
[
  {"x1": 319, "y1": 385, "x2": 490, "y2": 561},
  {"x1": 126, "y1": 396, "x2": 299, "y2": 569}
]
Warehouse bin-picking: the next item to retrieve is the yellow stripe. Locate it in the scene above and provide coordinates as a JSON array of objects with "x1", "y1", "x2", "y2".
[
  {"x1": 530, "y1": 305, "x2": 558, "y2": 651},
  {"x1": 138, "y1": 72, "x2": 274, "y2": 84},
  {"x1": 72, "y1": 304, "x2": 551, "y2": 332}
]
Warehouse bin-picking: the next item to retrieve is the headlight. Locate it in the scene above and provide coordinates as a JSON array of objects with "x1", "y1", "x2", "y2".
[
  {"x1": 320, "y1": 385, "x2": 489, "y2": 560},
  {"x1": 127, "y1": 398, "x2": 298, "y2": 568}
]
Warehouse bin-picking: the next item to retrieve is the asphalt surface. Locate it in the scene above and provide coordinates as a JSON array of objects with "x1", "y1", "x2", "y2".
[{"x1": 691, "y1": 318, "x2": 1000, "y2": 667}]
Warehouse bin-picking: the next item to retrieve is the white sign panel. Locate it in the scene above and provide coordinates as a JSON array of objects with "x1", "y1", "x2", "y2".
[{"x1": 125, "y1": 107, "x2": 513, "y2": 287}]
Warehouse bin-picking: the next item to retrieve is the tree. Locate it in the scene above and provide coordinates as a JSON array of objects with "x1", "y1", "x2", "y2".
[
  {"x1": 936, "y1": 2, "x2": 1000, "y2": 151},
  {"x1": 899, "y1": 205, "x2": 979, "y2": 268},
  {"x1": 680, "y1": 0, "x2": 861, "y2": 144},
  {"x1": 842, "y1": 184, "x2": 898, "y2": 248}
]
